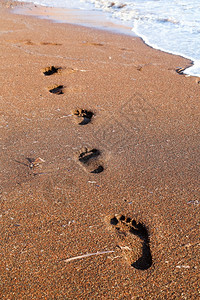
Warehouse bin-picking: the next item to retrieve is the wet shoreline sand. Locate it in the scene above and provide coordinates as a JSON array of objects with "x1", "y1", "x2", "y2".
[{"x1": 0, "y1": 1, "x2": 199, "y2": 298}]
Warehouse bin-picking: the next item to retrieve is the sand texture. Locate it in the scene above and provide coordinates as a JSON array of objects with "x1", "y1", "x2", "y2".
[{"x1": 0, "y1": 2, "x2": 199, "y2": 299}]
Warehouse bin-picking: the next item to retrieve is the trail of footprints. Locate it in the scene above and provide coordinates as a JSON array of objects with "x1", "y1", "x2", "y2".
[
  {"x1": 40, "y1": 64, "x2": 152, "y2": 270},
  {"x1": 42, "y1": 65, "x2": 102, "y2": 173},
  {"x1": 42, "y1": 66, "x2": 64, "y2": 94}
]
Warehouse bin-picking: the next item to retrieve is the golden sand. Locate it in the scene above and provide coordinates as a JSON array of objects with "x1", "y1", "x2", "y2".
[{"x1": 0, "y1": 1, "x2": 199, "y2": 298}]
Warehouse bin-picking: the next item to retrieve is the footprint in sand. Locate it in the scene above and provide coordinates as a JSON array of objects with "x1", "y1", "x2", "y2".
[
  {"x1": 40, "y1": 42, "x2": 62, "y2": 46},
  {"x1": 176, "y1": 67, "x2": 186, "y2": 75},
  {"x1": 82, "y1": 41, "x2": 104, "y2": 47},
  {"x1": 48, "y1": 84, "x2": 64, "y2": 95},
  {"x1": 107, "y1": 214, "x2": 152, "y2": 270},
  {"x1": 77, "y1": 147, "x2": 104, "y2": 174},
  {"x1": 73, "y1": 109, "x2": 94, "y2": 125},
  {"x1": 42, "y1": 66, "x2": 62, "y2": 76}
]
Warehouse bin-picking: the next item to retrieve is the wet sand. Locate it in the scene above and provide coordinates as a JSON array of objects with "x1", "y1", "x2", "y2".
[{"x1": 0, "y1": 1, "x2": 199, "y2": 298}]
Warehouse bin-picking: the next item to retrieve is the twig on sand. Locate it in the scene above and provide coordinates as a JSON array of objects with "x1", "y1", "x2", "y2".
[{"x1": 63, "y1": 250, "x2": 115, "y2": 263}]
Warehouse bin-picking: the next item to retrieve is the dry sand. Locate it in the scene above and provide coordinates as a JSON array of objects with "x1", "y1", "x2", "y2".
[{"x1": 0, "y1": 1, "x2": 199, "y2": 298}]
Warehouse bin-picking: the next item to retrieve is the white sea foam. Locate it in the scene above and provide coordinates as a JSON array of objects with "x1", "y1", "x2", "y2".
[{"x1": 16, "y1": 0, "x2": 200, "y2": 76}]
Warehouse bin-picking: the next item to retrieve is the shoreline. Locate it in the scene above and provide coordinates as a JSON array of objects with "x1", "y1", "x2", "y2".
[
  {"x1": 0, "y1": 1, "x2": 199, "y2": 298},
  {"x1": 12, "y1": 1, "x2": 199, "y2": 77},
  {"x1": 13, "y1": 2, "x2": 135, "y2": 36}
]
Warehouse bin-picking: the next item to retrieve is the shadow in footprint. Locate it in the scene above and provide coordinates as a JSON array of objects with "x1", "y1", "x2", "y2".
[
  {"x1": 91, "y1": 165, "x2": 104, "y2": 174},
  {"x1": 110, "y1": 215, "x2": 152, "y2": 270},
  {"x1": 73, "y1": 109, "x2": 93, "y2": 125},
  {"x1": 176, "y1": 67, "x2": 186, "y2": 75},
  {"x1": 42, "y1": 66, "x2": 61, "y2": 76},
  {"x1": 79, "y1": 148, "x2": 100, "y2": 163},
  {"x1": 49, "y1": 85, "x2": 64, "y2": 95},
  {"x1": 78, "y1": 147, "x2": 104, "y2": 174},
  {"x1": 132, "y1": 243, "x2": 152, "y2": 270}
]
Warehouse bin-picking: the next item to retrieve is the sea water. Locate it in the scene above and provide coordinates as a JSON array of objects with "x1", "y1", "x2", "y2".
[{"x1": 16, "y1": 0, "x2": 200, "y2": 76}]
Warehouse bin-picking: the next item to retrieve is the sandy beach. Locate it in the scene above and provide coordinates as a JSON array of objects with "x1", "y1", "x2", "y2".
[{"x1": 0, "y1": 1, "x2": 199, "y2": 298}]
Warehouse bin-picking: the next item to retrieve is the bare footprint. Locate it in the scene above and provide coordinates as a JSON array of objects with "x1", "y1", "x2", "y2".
[
  {"x1": 82, "y1": 41, "x2": 104, "y2": 47},
  {"x1": 48, "y1": 85, "x2": 64, "y2": 95},
  {"x1": 73, "y1": 109, "x2": 93, "y2": 125},
  {"x1": 176, "y1": 67, "x2": 186, "y2": 75},
  {"x1": 42, "y1": 66, "x2": 62, "y2": 76},
  {"x1": 40, "y1": 42, "x2": 62, "y2": 46},
  {"x1": 77, "y1": 147, "x2": 104, "y2": 174},
  {"x1": 107, "y1": 214, "x2": 152, "y2": 270}
]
